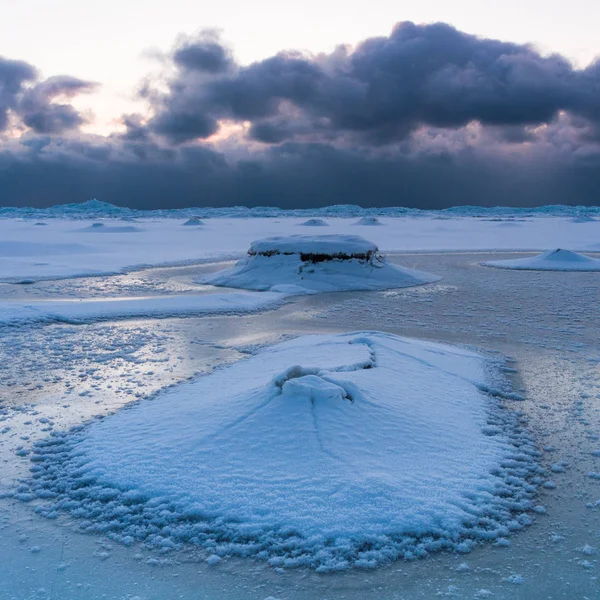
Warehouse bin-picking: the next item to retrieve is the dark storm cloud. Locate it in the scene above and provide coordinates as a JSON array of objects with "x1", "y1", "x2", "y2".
[
  {"x1": 2, "y1": 129, "x2": 600, "y2": 209},
  {"x1": 0, "y1": 56, "x2": 37, "y2": 130},
  {"x1": 17, "y1": 75, "x2": 97, "y2": 134},
  {"x1": 144, "y1": 22, "x2": 600, "y2": 146},
  {"x1": 1, "y1": 57, "x2": 96, "y2": 135},
  {"x1": 2, "y1": 22, "x2": 600, "y2": 210}
]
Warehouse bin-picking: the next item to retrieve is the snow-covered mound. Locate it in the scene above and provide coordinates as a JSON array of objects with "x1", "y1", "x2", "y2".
[
  {"x1": 203, "y1": 234, "x2": 439, "y2": 293},
  {"x1": 183, "y1": 217, "x2": 204, "y2": 226},
  {"x1": 81, "y1": 223, "x2": 143, "y2": 233},
  {"x1": 354, "y1": 216, "x2": 383, "y2": 226},
  {"x1": 299, "y1": 218, "x2": 328, "y2": 226},
  {"x1": 483, "y1": 249, "x2": 600, "y2": 271},
  {"x1": 24, "y1": 332, "x2": 538, "y2": 570}
]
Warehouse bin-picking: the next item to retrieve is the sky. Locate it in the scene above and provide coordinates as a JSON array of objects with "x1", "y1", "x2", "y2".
[{"x1": 1, "y1": 1, "x2": 600, "y2": 208}]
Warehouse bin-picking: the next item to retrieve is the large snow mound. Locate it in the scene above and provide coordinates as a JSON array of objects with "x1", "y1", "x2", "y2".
[
  {"x1": 24, "y1": 332, "x2": 539, "y2": 570},
  {"x1": 483, "y1": 249, "x2": 600, "y2": 271},
  {"x1": 203, "y1": 235, "x2": 440, "y2": 293}
]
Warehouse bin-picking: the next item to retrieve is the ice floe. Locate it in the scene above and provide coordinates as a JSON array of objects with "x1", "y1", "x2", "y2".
[
  {"x1": 203, "y1": 234, "x2": 440, "y2": 293},
  {"x1": 22, "y1": 332, "x2": 540, "y2": 570},
  {"x1": 483, "y1": 249, "x2": 600, "y2": 271}
]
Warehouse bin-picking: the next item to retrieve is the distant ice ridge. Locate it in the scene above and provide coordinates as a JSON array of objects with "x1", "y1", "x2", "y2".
[
  {"x1": 482, "y1": 249, "x2": 600, "y2": 271},
  {"x1": 20, "y1": 332, "x2": 540, "y2": 571},
  {"x1": 2, "y1": 199, "x2": 600, "y2": 220},
  {"x1": 203, "y1": 234, "x2": 440, "y2": 293}
]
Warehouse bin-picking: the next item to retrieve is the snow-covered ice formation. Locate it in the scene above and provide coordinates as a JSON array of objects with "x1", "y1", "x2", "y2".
[
  {"x1": 82, "y1": 223, "x2": 143, "y2": 233},
  {"x1": 353, "y1": 216, "x2": 383, "y2": 226},
  {"x1": 183, "y1": 217, "x2": 204, "y2": 226},
  {"x1": 23, "y1": 332, "x2": 539, "y2": 571},
  {"x1": 299, "y1": 218, "x2": 328, "y2": 226},
  {"x1": 203, "y1": 234, "x2": 439, "y2": 293},
  {"x1": 483, "y1": 249, "x2": 600, "y2": 271}
]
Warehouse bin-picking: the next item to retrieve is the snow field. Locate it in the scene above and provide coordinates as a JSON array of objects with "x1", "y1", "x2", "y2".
[{"x1": 1, "y1": 215, "x2": 599, "y2": 282}]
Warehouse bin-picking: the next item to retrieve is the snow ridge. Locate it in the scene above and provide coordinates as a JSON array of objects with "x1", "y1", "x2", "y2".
[{"x1": 2, "y1": 199, "x2": 600, "y2": 220}]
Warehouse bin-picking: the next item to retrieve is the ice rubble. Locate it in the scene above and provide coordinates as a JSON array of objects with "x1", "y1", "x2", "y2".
[
  {"x1": 23, "y1": 332, "x2": 540, "y2": 571},
  {"x1": 203, "y1": 234, "x2": 440, "y2": 293},
  {"x1": 483, "y1": 249, "x2": 600, "y2": 271}
]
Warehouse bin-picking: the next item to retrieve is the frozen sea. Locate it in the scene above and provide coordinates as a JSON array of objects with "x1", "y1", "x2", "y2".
[{"x1": 1, "y1": 252, "x2": 600, "y2": 599}]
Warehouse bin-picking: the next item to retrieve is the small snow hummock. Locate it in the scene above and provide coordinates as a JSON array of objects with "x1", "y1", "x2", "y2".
[
  {"x1": 299, "y1": 218, "x2": 328, "y2": 226},
  {"x1": 183, "y1": 217, "x2": 204, "y2": 226},
  {"x1": 482, "y1": 249, "x2": 600, "y2": 271},
  {"x1": 22, "y1": 332, "x2": 539, "y2": 571},
  {"x1": 203, "y1": 234, "x2": 440, "y2": 293},
  {"x1": 353, "y1": 216, "x2": 383, "y2": 226},
  {"x1": 81, "y1": 222, "x2": 143, "y2": 233}
]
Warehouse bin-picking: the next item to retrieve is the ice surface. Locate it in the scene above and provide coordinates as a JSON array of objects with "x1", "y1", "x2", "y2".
[
  {"x1": 483, "y1": 249, "x2": 600, "y2": 271},
  {"x1": 24, "y1": 332, "x2": 539, "y2": 570},
  {"x1": 204, "y1": 235, "x2": 440, "y2": 293}
]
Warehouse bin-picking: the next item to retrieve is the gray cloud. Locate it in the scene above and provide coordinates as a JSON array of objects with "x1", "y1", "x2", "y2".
[{"x1": 18, "y1": 75, "x2": 97, "y2": 134}]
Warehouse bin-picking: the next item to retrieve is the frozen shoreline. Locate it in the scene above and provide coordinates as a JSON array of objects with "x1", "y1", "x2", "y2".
[{"x1": 1, "y1": 252, "x2": 600, "y2": 598}]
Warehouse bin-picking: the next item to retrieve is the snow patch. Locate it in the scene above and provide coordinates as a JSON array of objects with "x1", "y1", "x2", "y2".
[{"x1": 0, "y1": 292, "x2": 283, "y2": 326}]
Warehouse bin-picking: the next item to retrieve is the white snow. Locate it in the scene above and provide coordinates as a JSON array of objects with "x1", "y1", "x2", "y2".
[
  {"x1": 25, "y1": 332, "x2": 538, "y2": 570},
  {"x1": 483, "y1": 249, "x2": 600, "y2": 271},
  {"x1": 0, "y1": 292, "x2": 283, "y2": 325},
  {"x1": 0, "y1": 216, "x2": 599, "y2": 282},
  {"x1": 203, "y1": 235, "x2": 440, "y2": 293}
]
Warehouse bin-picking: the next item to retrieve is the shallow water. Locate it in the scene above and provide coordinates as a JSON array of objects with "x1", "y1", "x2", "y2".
[{"x1": 1, "y1": 252, "x2": 599, "y2": 599}]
